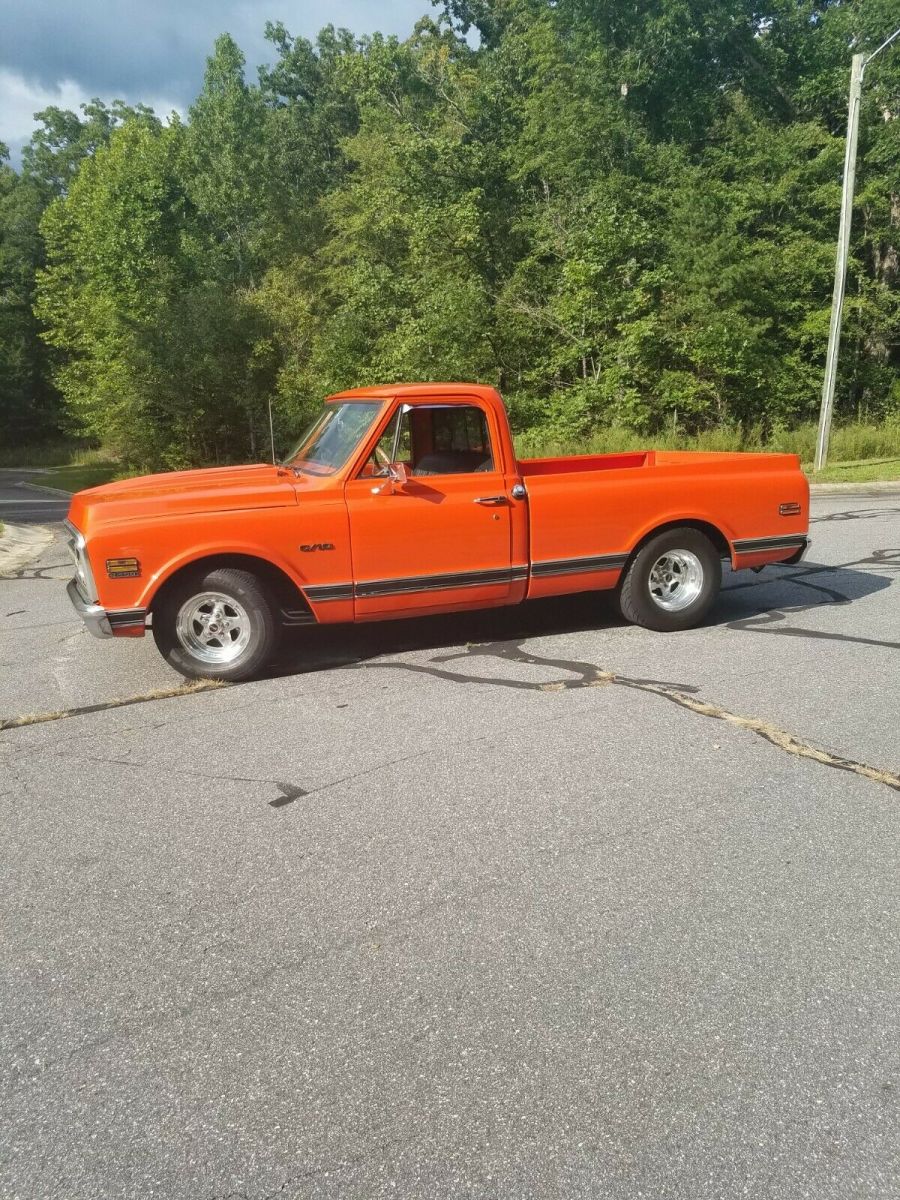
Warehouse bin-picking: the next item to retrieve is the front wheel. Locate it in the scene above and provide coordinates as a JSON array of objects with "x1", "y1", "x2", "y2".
[
  {"x1": 617, "y1": 528, "x2": 721, "y2": 632},
  {"x1": 152, "y1": 567, "x2": 280, "y2": 681}
]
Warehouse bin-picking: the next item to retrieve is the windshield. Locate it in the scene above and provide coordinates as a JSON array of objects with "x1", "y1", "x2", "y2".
[{"x1": 283, "y1": 401, "x2": 383, "y2": 475}]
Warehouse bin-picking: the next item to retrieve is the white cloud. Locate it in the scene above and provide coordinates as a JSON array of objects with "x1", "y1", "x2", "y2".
[{"x1": 0, "y1": 69, "x2": 183, "y2": 166}]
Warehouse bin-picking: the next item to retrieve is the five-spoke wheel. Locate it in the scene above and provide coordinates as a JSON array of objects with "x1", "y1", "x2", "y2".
[{"x1": 153, "y1": 568, "x2": 279, "y2": 681}]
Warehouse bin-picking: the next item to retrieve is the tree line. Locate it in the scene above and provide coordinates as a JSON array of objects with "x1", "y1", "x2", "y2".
[{"x1": 1, "y1": 0, "x2": 898, "y2": 470}]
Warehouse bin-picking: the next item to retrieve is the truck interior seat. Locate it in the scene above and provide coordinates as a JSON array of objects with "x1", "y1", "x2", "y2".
[{"x1": 412, "y1": 451, "x2": 493, "y2": 476}]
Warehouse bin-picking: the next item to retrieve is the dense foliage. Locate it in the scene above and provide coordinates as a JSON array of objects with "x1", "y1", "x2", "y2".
[{"x1": 1, "y1": 0, "x2": 898, "y2": 468}]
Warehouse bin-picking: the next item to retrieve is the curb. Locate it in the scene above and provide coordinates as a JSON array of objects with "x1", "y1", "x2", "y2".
[
  {"x1": 18, "y1": 480, "x2": 74, "y2": 499},
  {"x1": 809, "y1": 481, "x2": 900, "y2": 495},
  {"x1": 0, "y1": 524, "x2": 54, "y2": 576}
]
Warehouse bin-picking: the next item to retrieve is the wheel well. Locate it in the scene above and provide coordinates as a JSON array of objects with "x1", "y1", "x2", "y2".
[
  {"x1": 150, "y1": 554, "x2": 315, "y2": 624},
  {"x1": 628, "y1": 520, "x2": 731, "y2": 562}
]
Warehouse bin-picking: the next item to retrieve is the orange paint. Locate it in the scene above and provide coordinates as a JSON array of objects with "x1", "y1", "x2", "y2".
[{"x1": 66, "y1": 383, "x2": 810, "y2": 637}]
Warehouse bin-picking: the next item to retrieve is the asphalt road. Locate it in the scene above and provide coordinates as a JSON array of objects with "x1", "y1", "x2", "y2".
[
  {"x1": 0, "y1": 468, "x2": 71, "y2": 524},
  {"x1": 1, "y1": 491, "x2": 898, "y2": 1199}
]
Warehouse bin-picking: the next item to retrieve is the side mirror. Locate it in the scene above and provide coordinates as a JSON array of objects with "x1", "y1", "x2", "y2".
[{"x1": 372, "y1": 462, "x2": 408, "y2": 495}]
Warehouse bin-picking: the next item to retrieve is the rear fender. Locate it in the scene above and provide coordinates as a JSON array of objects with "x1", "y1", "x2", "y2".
[{"x1": 624, "y1": 515, "x2": 735, "y2": 565}]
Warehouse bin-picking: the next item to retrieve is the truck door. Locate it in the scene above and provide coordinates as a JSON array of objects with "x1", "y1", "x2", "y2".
[{"x1": 344, "y1": 401, "x2": 519, "y2": 618}]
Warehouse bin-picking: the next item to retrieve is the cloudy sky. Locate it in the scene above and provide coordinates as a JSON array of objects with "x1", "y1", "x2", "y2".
[{"x1": 0, "y1": 0, "x2": 437, "y2": 164}]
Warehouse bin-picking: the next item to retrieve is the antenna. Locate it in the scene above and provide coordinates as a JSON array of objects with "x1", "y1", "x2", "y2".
[{"x1": 267, "y1": 396, "x2": 276, "y2": 465}]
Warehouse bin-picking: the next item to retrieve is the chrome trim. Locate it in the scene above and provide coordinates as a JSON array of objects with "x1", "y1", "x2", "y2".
[
  {"x1": 64, "y1": 519, "x2": 99, "y2": 603},
  {"x1": 355, "y1": 565, "x2": 522, "y2": 599},
  {"x1": 511, "y1": 483, "x2": 527, "y2": 500},
  {"x1": 67, "y1": 578, "x2": 112, "y2": 638},
  {"x1": 531, "y1": 553, "x2": 628, "y2": 578},
  {"x1": 107, "y1": 608, "x2": 148, "y2": 630},
  {"x1": 733, "y1": 534, "x2": 809, "y2": 555},
  {"x1": 66, "y1": 579, "x2": 147, "y2": 638},
  {"x1": 305, "y1": 564, "x2": 529, "y2": 604},
  {"x1": 304, "y1": 583, "x2": 355, "y2": 603},
  {"x1": 474, "y1": 495, "x2": 509, "y2": 506}
]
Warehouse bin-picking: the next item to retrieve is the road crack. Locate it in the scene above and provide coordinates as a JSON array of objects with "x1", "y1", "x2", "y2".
[
  {"x1": 349, "y1": 641, "x2": 900, "y2": 794},
  {"x1": 0, "y1": 678, "x2": 228, "y2": 731}
]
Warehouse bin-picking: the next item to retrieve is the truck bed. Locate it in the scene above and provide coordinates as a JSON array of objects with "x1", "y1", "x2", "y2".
[
  {"x1": 519, "y1": 449, "x2": 800, "y2": 477},
  {"x1": 520, "y1": 452, "x2": 649, "y2": 476},
  {"x1": 518, "y1": 449, "x2": 808, "y2": 600}
]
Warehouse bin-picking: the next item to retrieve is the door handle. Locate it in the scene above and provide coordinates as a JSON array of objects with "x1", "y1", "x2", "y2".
[{"x1": 474, "y1": 495, "x2": 509, "y2": 506}]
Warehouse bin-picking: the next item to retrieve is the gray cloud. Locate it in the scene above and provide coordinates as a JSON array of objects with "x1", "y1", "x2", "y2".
[{"x1": 0, "y1": 0, "x2": 436, "y2": 122}]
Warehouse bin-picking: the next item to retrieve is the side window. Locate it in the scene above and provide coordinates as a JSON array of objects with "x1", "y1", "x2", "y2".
[
  {"x1": 363, "y1": 409, "x2": 412, "y2": 476},
  {"x1": 410, "y1": 406, "x2": 495, "y2": 477}
]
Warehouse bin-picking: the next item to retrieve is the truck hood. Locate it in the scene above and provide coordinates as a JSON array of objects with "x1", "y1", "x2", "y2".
[{"x1": 67, "y1": 463, "x2": 298, "y2": 535}]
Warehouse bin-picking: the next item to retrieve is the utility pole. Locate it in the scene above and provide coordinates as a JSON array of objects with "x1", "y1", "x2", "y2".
[
  {"x1": 814, "y1": 53, "x2": 864, "y2": 472},
  {"x1": 815, "y1": 27, "x2": 900, "y2": 471}
]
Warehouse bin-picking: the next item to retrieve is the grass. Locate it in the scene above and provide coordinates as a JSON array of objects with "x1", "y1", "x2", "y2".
[
  {"x1": 30, "y1": 462, "x2": 120, "y2": 493},
  {"x1": 514, "y1": 419, "x2": 900, "y2": 483},
  {"x1": 0, "y1": 440, "x2": 110, "y2": 469},
  {"x1": 805, "y1": 456, "x2": 900, "y2": 484},
  {"x1": 514, "y1": 419, "x2": 900, "y2": 460}
]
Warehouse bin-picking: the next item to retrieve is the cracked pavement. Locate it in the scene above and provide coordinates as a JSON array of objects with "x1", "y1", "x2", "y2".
[{"x1": 1, "y1": 491, "x2": 898, "y2": 1199}]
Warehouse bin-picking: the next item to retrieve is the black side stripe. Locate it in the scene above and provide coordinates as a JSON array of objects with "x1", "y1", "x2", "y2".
[
  {"x1": 107, "y1": 608, "x2": 147, "y2": 628},
  {"x1": 531, "y1": 553, "x2": 628, "y2": 578},
  {"x1": 356, "y1": 566, "x2": 527, "y2": 599},
  {"x1": 305, "y1": 555, "x2": 630, "y2": 605},
  {"x1": 306, "y1": 566, "x2": 528, "y2": 603},
  {"x1": 304, "y1": 583, "x2": 354, "y2": 602},
  {"x1": 733, "y1": 535, "x2": 808, "y2": 554}
]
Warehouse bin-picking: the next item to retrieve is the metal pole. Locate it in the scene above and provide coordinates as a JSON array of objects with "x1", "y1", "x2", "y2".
[
  {"x1": 267, "y1": 396, "x2": 276, "y2": 464},
  {"x1": 814, "y1": 52, "x2": 864, "y2": 472}
]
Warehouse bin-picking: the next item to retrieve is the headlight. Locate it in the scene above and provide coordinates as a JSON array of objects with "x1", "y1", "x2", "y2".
[{"x1": 65, "y1": 521, "x2": 98, "y2": 603}]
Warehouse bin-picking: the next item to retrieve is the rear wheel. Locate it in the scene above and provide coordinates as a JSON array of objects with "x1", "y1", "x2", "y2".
[
  {"x1": 618, "y1": 527, "x2": 721, "y2": 632},
  {"x1": 152, "y1": 567, "x2": 280, "y2": 681}
]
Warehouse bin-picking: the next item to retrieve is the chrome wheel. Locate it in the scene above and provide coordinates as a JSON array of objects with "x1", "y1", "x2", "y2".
[
  {"x1": 648, "y1": 550, "x2": 704, "y2": 613},
  {"x1": 175, "y1": 591, "x2": 253, "y2": 665}
]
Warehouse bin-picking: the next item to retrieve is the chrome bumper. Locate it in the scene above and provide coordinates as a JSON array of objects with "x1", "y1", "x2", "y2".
[
  {"x1": 67, "y1": 577, "x2": 113, "y2": 638},
  {"x1": 783, "y1": 536, "x2": 811, "y2": 565}
]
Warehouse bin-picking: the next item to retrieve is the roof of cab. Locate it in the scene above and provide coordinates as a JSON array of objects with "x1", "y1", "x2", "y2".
[{"x1": 326, "y1": 382, "x2": 502, "y2": 402}]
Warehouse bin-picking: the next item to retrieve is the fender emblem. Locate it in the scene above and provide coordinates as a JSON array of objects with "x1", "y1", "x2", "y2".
[{"x1": 300, "y1": 543, "x2": 335, "y2": 552}]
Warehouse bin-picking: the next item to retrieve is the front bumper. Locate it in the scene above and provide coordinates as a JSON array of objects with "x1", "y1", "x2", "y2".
[
  {"x1": 67, "y1": 578, "x2": 112, "y2": 637},
  {"x1": 67, "y1": 578, "x2": 147, "y2": 638}
]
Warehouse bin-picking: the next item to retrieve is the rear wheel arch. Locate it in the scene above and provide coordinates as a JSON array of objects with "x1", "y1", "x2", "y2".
[{"x1": 624, "y1": 518, "x2": 731, "y2": 566}]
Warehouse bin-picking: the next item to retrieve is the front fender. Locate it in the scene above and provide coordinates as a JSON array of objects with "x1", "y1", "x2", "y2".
[{"x1": 135, "y1": 540, "x2": 311, "y2": 609}]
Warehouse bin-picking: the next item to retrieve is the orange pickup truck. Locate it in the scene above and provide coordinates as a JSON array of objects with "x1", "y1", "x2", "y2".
[{"x1": 66, "y1": 383, "x2": 809, "y2": 680}]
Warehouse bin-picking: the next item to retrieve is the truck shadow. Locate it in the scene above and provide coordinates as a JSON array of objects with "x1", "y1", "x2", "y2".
[{"x1": 268, "y1": 550, "x2": 898, "y2": 678}]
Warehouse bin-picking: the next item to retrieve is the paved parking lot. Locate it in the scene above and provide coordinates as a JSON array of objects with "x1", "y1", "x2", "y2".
[{"x1": 1, "y1": 489, "x2": 898, "y2": 1199}]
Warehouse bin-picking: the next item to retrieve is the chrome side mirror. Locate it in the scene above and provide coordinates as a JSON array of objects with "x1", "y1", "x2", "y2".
[{"x1": 372, "y1": 462, "x2": 408, "y2": 495}]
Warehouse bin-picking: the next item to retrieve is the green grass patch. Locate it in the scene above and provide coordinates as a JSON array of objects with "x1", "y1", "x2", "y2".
[
  {"x1": 0, "y1": 440, "x2": 110, "y2": 469},
  {"x1": 804, "y1": 457, "x2": 900, "y2": 484},
  {"x1": 30, "y1": 463, "x2": 120, "y2": 493},
  {"x1": 513, "y1": 419, "x2": 900, "y2": 461}
]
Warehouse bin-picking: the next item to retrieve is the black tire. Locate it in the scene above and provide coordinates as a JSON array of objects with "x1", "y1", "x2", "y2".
[
  {"x1": 152, "y1": 567, "x2": 280, "y2": 682},
  {"x1": 617, "y1": 527, "x2": 722, "y2": 632}
]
